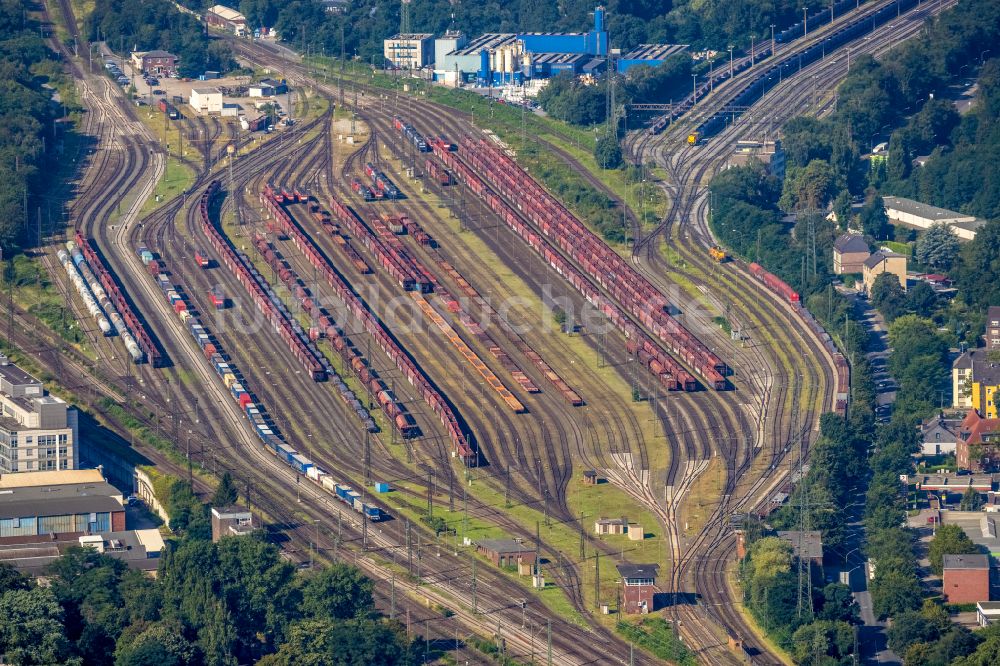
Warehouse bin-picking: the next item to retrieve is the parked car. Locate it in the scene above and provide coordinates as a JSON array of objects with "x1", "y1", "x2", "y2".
[{"x1": 152, "y1": 89, "x2": 165, "y2": 95}]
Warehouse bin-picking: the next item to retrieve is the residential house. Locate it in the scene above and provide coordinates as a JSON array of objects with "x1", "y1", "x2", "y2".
[
  {"x1": 953, "y1": 345, "x2": 1000, "y2": 414},
  {"x1": 617, "y1": 563, "x2": 659, "y2": 614},
  {"x1": 862, "y1": 248, "x2": 907, "y2": 294},
  {"x1": 988, "y1": 306, "x2": 1000, "y2": 350},
  {"x1": 920, "y1": 413, "x2": 962, "y2": 456},
  {"x1": 942, "y1": 553, "x2": 991, "y2": 604},
  {"x1": 957, "y1": 409, "x2": 1000, "y2": 472},
  {"x1": 832, "y1": 233, "x2": 870, "y2": 275}
]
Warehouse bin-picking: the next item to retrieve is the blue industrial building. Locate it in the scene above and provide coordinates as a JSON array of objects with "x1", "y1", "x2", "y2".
[{"x1": 431, "y1": 7, "x2": 687, "y2": 86}]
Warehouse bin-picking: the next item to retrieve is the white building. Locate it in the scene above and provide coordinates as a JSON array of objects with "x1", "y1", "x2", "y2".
[
  {"x1": 883, "y1": 195, "x2": 986, "y2": 241},
  {"x1": 0, "y1": 356, "x2": 78, "y2": 472},
  {"x1": 190, "y1": 88, "x2": 224, "y2": 115},
  {"x1": 384, "y1": 33, "x2": 434, "y2": 69}
]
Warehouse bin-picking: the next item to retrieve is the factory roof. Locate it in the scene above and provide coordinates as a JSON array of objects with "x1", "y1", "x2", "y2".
[
  {"x1": 192, "y1": 88, "x2": 222, "y2": 96},
  {"x1": 0, "y1": 494, "x2": 123, "y2": 520},
  {"x1": 529, "y1": 52, "x2": 591, "y2": 65},
  {"x1": 621, "y1": 44, "x2": 689, "y2": 61},
  {"x1": 943, "y1": 553, "x2": 990, "y2": 570},
  {"x1": 0, "y1": 530, "x2": 163, "y2": 574},
  {"x1": 616, "y1": 563, "x2": 659, "y2": 579},
  {"x1": 883, "y1": 195, "x2": 978, "y2": 223},
  {"x1": 386, "y1": 33, "x2": 434, "y2": 41},
  {"x1": 0, "y1": 469, "x2": 106, "y2": 489},
  {"x1": 207, "y1": 5, "x2": 245, "y2": 21},
  {"x1": 449, "y1": 33, "x2": 518, "y2": 56},
  {"x1": 0, "y1": 361, "x2": 40, "y2": 387}
]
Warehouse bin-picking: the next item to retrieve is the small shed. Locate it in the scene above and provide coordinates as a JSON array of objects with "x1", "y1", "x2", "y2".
[
  {"x1": 582, "y1": 470, "x2": 598, "y2": 485},
  {"x1": 594, "y1": 517, "x2": 628, "y2": 536}
]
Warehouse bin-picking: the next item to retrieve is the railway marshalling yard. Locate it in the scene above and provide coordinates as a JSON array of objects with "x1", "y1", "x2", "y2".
[{"x1": 23, "y1": 0, "x2": 915, "y2": 662}]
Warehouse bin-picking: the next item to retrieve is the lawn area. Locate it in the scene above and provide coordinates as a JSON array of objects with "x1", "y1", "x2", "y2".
[
  {"x1": 2, "y1": 255, "x2": 97, "y2": 359},
  {"x1": 140, "y1": 157, "x2": 195, "y2": 217},
  {"x1": 616, "y1": 617, "x2": 696, "y2": 666}
]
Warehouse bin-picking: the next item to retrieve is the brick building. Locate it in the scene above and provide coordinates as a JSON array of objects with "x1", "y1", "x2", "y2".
[
  {"x1": 475, "y1": 538, "x2": 536, "y2": 568},
  {"x1": 617, "y1": 563, "x2": 659, "y2": 614},
  {"x1": 942, "y1": 553, "x2": 990, "y2": 604},
  {"x1": 957, "y1": 409, "x2": 1000, "y2": 472},
  {"x1": 130, "y1": 50, "x2": 179, "y2": 76}
]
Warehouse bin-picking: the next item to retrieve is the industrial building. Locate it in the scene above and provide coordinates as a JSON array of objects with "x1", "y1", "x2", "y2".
[
  {"x1": 883, "y1": 195, "x2": 985, "y2": 241},
  {"x1": 0, "y1": 355, "x2": 78, "y2": 473},
  {"x1": 205, "y1": 4, "x2": 247, "y2": 36},
  {"x1": 190, "y1": 88, "x2": 224, "y2": 115},
  {"x1": 942, "y1": 553, "x2": 991, "y2": 604},
  {"x1": 0, "y1": 469, "x2": 125, "y2": 544},
  {"x1": 211, "y1": 504, "x2": 254, "y2": 541},
  {"x1": 617, "y1": 44, "x2": 689, "y2": 73},
  {"x1": 727, "y1": 139, "x2": 785, "y2": 179},
  {"x1": 383, "y1": 33, "x2": 435, "y2": 69}
]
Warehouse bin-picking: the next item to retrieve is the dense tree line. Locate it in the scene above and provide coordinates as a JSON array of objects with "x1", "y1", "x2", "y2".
[
  {"x1": 0, "y1": 479, "x2": 413, "y2": 665},
  {"x1": 0, "y1": 0, "x2": 62, "y2": 251},
  {"x1": 87, "y1": 0, "x2": 236, "y2": 77}
]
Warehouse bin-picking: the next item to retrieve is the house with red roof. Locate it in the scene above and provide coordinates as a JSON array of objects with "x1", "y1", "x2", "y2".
[{"x1": 957, "y1": 409, "x2": 1000, "y2": 472}]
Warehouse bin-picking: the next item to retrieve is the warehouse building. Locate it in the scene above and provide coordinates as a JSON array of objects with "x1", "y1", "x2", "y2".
[
  {"x1": 0, "y1": 469, "x2": 125, "y2": 544},
  {"x1": 883, "y1": 195, "x2": 985, "y2": 241},
  {"x1": 0, "y1": 356, "x2": 78, "y2": 473},
  {"x1": 383, "y1": 33, "x2": 434, "y2": 69},
  {"x1": 190, "y1": 88, "x2": 224, "y2": 115},
  {"x1": 617, "y1": 44, "x2": 689, "y2": 73},
  {"x1": 205, "y1": 4, "x2": 247, "y2": 36}
]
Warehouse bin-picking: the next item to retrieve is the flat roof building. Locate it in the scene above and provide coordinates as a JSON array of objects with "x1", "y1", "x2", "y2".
[
  {"x1": 384, "y1": 33, "x2": 434, "y2": 69},
  {"x1": 883, "y1": 195, "x2": 986, "y2": 241},
  {"x1": 777, "y1": 530, "x2": 824, "y2": 566},
  {"x1": 0, "y1": 469, "x2": 124, "y2": 544},
  {"x1": 211, "y1": 504, "x2": 253, "y2": 541},
  {"x1": 942, "y1": 553, "x2": 991, "y2": 604},
  {"x1": 190, "y1": 88, "x2": 224, "y2": 115},
  {"x1": 0, "y1": 355, "x2": 78, "y2": 473}
]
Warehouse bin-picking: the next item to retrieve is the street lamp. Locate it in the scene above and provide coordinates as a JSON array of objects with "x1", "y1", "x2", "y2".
[
  {"x1": 802, "y1": 7, "x2": 808, "y2": 38},
  {"x1": 692, "y1": 73, "x2": 697, "y2": 104},
  {"x1": 728, "y1": 45, "x2": 734, "y2": 78}
]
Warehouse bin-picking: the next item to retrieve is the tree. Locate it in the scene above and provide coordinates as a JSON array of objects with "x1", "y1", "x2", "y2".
[
  {"x1": 887, "y1": 610, "x2": 940, "y2": 654},
  {"x1": 915, "y1": 223, "x2": 959, "y2": 270},
  {"x1": 0, "y1": 563, "x2": 29, "y2": 594},
  {"x1": 960, "y1": 486, "x2": 985, "y2": 511},
  {"x1": 780, "y1": 159, "x2": 836, "y2": 212},
  {"x1": 300, "y1": 564, "x2": 374, "y2": 621},
  {"x1": 114, "y1": 622, "x2": 198, "y2": 666},
  {"x1": 833, "y1": 190, "x2": 852, "y2": 230},
  {"x1": 791, "y1": 620, "x2": 856, "y2": 666},
  {"x1": 594, "y1": 132, "x2": 623, "y2": 169},
  {"x1": 816, "y1": 583, "x2": 860, "y2": 624},
  {"x1": 870, "y1": 272, "x2": 908, "y2": 321},
  {"x1": 0, "y1": 587, "x2": 80, "y2": 665},
  {"x1": 212, "y1": 472, "x2": 239, "y2": 507},
  {"x1": 906, "y1": 281, "x2": 938, "y2": 318},
  {"x1": 953, "y1": 623, "x2": 1000, "y2": 666},
  {"x1": 928, "y1": 524, "x2": 980, "y2": 575},
  {"x1": 871, "y1": 568, "x2": 922, "y2": 619},
  {"x1": 860, "y1": 195, "x2": 891, "y2": 240},
  {"x1": 956, "y1": 219, "x2": 1000, "y2": 309},
  {"x1": 257, "y1": 619, "x2": 415, "y2": 666}
]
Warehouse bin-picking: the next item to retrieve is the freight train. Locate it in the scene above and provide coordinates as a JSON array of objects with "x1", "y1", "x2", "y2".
[
  {"x1": 746, "y1": 262, "x2": 850, "y2": 416},
  {"x1": 251, "y1": 183, "x2": 473, "y2": 462},
  {"x1": 147, "y1": 227, "x2": 386, "y2": 522},
  {"x1": 393, "y1": 116, "x2": 431, "y2": 152},
  {"x1": 693, "y1": 0, "x2": 921, "y2": 141},
  {"x1": 73, "y1": 233, "x2": 162, "y2": 366},
  {"x1": 364, "y1": 163, "x2": 401, "y2": 199},
  {"x1": 423, "y1": 130, "x2": 726, "y2": 390},
  {"x1": 198, "y1": 184, "x2": 327, "y2": 381}
]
